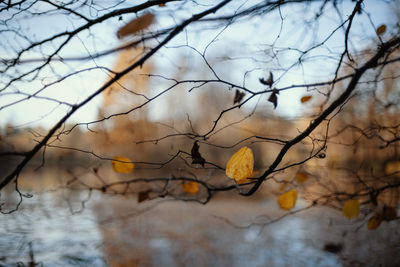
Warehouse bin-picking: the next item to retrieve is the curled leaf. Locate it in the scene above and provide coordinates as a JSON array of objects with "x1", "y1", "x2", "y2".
[
  {"x1": 233, "y1": 89, "x2": 246, "y2": 105},
  {"x1": 259, "y1": 72, "x2": 273, "y2": 87},
  {"x1": 278, "y1": 189, "x2": 297, "y2": 210},
  {"x1": 295, "y1": 172, "x2": 308, "y2": 183},
  {"x1": 226, "y1": 147, "x2": 254, "y2": 183},
  {"x1": 117, "y1": 13, "x2": 155, "y2": 39},
  {"x1": 300, "y1": 95, "x2": 312, "y2": 103},
  {"x1": 183, "y1": 181, "x2": 199, "y2": 194},
  {"x1": 268, "y1": 89, "x2": 279, "y2": 109},
  {"x1": 367, "y1": 214, "x2": 382, "y2": 230},
  {"x1": 158, "y1": 3, "x2": 166, "y2": 7},
  {"x1": 342, "y1": 199, "x2": 360, "y2": 219},
  {"x1": 191, "y1": 141, "x2": 205, "y2": 166},
  {"x1": 112, "y1": 156, "x2": 134, "y2": 173},
  {"x1": 377, "y1": 24, "x2": 386, "y2": 35}
]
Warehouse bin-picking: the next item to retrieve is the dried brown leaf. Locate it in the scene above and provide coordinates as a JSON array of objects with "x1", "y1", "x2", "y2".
[
  {"x1": 117, "y1": 13, "x2": 155, "y2": 39},
  {"x1": 191, "y1": 141, "x2": 206, "y2": 167},
  {"x1": 268, "y1": 90, "x2": 279, "y2": 109},
  {"x1": 233, "y1": 89, "x2": 245, "y2": 105}
]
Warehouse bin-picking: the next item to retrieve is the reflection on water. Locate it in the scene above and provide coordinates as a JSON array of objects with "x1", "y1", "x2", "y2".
[
  {"x1": 0, "y1": 192, "x2": 106, "y2": 266},
  {"x1": 0, "y1": 173, "x2": 399, "y2": 266},
  {"x1": 94, "y1": 197, "x2": 342, "y2": 267},
  {"x1": 0, "y1": 191, "x2": 106, "y2": 266}
]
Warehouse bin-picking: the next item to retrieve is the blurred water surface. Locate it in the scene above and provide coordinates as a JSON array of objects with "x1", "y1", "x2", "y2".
[{"x1": 0, "y1": 170, "x2": 399, "y2": 267}]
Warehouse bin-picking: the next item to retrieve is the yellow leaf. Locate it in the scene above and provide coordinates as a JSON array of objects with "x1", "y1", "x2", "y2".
[
  {"x1": 377, "y1": 24, "x2": 386, "y2": 35},
  {"x1": 183, "y1": 181, "x2": 199, "y2": 194},
  {"x1": 278, "y1": 189, "x2": 297, "y2": 210},
  {"x1": 342, "y1": 199, "x2": 360, "y2": 219},
  {"x1": 117, "y1": 13, "x2": 155, "y2": 39},
  {"x1": 300, "y1": 95, "x2": 312, "y2": 103},
  {"x1": 367, "y1": 214, "x2": 382, "y2": 230},
  {"x1": 226, "y1": 147, "x2": 254, "y2": 183},
  {"x1": 112, "y1": 156, "x2": 134, "y2": 173},
  {"x1": 295, "y1": 172, "x2": 308, "y2": 183}
]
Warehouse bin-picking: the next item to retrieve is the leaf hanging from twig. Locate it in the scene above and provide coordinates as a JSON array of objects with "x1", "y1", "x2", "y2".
[
  {"x1": 117, "y1": 13, "x2": 155, "y2": 39},
  {"x1": 191, "y1": 141, "x2": 205, "y2": 166},
  {"x1": 226, "y1": 146, "x2": 254, "y2": 183},
  {"x1": 259, "y1": 71, "x2": 274, "y2": 87},
  {"x1": 233, "y1": 89, "x2": 245, "y2": 105},
  {"x1": 268, "y1": 89, "x2": 279, "y2": 109}
]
